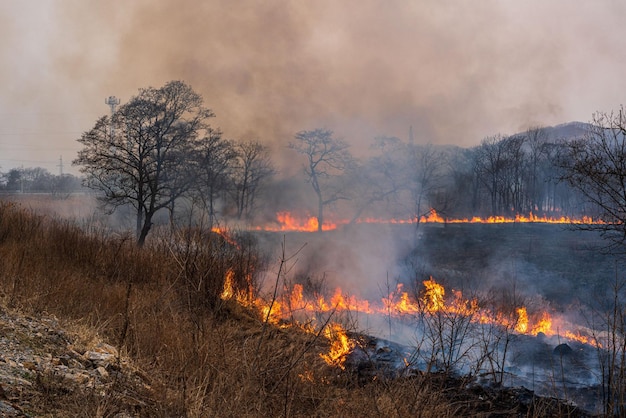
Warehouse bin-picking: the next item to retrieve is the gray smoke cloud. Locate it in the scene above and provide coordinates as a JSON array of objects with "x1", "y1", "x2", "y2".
[{"x1": 1, "y1": 1, "x2": 626, "y2": 174}]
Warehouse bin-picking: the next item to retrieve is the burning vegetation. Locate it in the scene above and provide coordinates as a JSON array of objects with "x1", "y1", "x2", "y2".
[
  {"x1": 0, "y1": 199, "x2": 620, "y2": 416},
  {"x1": 254, "y1": 209, "x2": 608, "y2": 233},
  {"x1": 221, "y1": 267, "x2": 601, "y2": 372}
]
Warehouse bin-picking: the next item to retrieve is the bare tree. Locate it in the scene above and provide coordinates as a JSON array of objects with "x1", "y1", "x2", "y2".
[
  {"x1": 74, "y1": 80, "x2": 213, "y2": 246},
  {"x1": 193, "y1": 127, "x2": 238, "y2": 225},
  {"x1": 473, "y1": 135, "x2": 526, "y2": 216},
  {"x1": 407, "y1": 143, "x2": 447, "y2": 225},
  {"x1": 524, "y1": 127, "x2": 549, "y2": 213},
  {"x1": 349, "y1": 136, "x2": 407, "y2": 222},
  {"x1": 558, "y1": 107, "x2": 626, "y2": 252},
  {"x1": 230, "y1": 140, "x2": 275, "y2": 220},
  {"x1": 289, "y1": 129, "x2": 356, "y2": 231}
]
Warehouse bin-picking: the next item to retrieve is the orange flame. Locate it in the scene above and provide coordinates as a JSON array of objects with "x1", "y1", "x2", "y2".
[
  {"x1": 320, "y1": 323, "x2": 354, "y2": 369},
  {"x1": 254, "y1": 209, "x2": 607, "y2": 232},
  {"x1": 220, "y1": 269, "x2": 236, "y2": 300},
  {"x1": 422, "y1": 277, "x2": 445, "y2": 313},
  {"x1": 515, "y1": 307, "x2": 529, "y2": 333},
  {"x1": 211, "y1": 226, "x2": 240, "y2": 247},
  {"x1": 257, "y1": 212, "x2": 338, "y2": 232},
  {"x1": 220, "y1": 269, "x2": 255, "y2": 306},
  {"x1": 531, "y1": 311, "x2": 553, "y2": 335},
  {"x1": 226, "y1": 271, "x2": 601, "y2": 368}
]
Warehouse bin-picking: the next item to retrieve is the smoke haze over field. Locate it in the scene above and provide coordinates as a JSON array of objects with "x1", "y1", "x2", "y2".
[{"x1": 1, "y1": 1, "x2": 626, "y2": 174}]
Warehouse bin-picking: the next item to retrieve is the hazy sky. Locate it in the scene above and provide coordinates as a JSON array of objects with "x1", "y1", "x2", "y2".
[{"x1": 1, "y1": 0, "x2": 625, "y2": 175}]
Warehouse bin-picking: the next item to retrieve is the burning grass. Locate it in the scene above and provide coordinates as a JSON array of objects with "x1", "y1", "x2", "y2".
[
  {"x1": 254, "y1": 209, "x2": 608, "y2": 233},
  {"x1": 0, "y1": 200, "x2": 602, "y2": 416}
]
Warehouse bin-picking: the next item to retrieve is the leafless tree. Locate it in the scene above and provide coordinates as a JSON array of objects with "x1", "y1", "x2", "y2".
[
  {"x1": 557, "y1": 107, "x2": 626, "y2": 252},
  {"x1": 349, "y1": 136, "x2": 407, "y2": 222},
  {"x1": 74, "y1": 80, "x2": 213, "y2": 246},
  {"x1": 289, "y1": 129, "x2": 356, "y2": 231},
  {"x1": 193, "y1": 127, "x2": 238, "y2": 225},
  {"x1": 524, "y1": 127, "x2": 549, "y2": 213},
  {"x1": 473, "y1": 134, "x2": 526, "y2": 216},
  {"x1": 556, "y1": 109, "x2": 626, "y2": 413},
  {"x1": 230, "y1": 140, "x2": 275, "y2": 220},
  {"x1": 407, "y1": 143, "x2": 447, "y2": 226}
]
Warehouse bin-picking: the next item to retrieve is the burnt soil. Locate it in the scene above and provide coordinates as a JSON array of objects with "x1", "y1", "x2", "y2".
[{"x1": 410, "y1": 223, "x2": 621, "y2": 307}]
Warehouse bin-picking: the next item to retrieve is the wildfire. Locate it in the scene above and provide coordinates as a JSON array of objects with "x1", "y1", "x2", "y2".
[
  {"x1": 220, "y1": 269, "x2": 235, "y2": 300},
  {"x1": 515, "y1": 307, "x2": 528, "y2": 333},
  {"x1": 319, "y1": 323, "x2": 354, "y2": 369},
  {"x1": 220, "y1": 265, "x2": 600, "y2": 370},
  {"x1": 254, "y1": 209, "x2": 607, "y2": 232},
  {"x1": 220, "y1": 268, "x2": 254, "y2": 305},
  {"x1": 211, "y1": 226, "x2": 240, "y2": 247},
  {"x1": 422, "y1": 277, "x2": 445, "y2": 313},
  {"x1": 257, "y1": 212, "x2": 338, "y2": 232}
]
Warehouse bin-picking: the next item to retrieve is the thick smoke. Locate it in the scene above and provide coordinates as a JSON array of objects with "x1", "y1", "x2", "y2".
[{"x1": 2, "y1": 1, "x2": 626, "y2": 175}]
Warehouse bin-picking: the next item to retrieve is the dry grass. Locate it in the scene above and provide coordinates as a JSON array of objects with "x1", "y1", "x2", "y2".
[{"x1": 0, "y1": 200, "x2": 592, "y2": 417}]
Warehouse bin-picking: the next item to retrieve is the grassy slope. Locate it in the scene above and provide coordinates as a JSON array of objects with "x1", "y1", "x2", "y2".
[{"x1": 0, "y1": 200, "x2": 597, "y2": 417}]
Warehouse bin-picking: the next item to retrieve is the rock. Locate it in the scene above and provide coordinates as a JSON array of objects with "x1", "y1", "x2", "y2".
[
  {"x1": 22, "y1": 361, "x2": 37, "y2": 371},
  {"x1": 95, "y1": 366, "x2": 109, "y2": 379},
  {"x1": 553, "y1": 343, "x2": 573, "y2": 356},
  {"x1": 95, "y1": 342, "x2": 118, "y2": 357},
  {"x1": 0, "y1": 305, "x2": 154, "y2": 416},
  {"x1": 64, "y1": 372, "x2": 89, "y2": 385},
  {"x1": 83, "y1": 350, "x2": 113, "y2": 365},
  {"x1": 0, "y1": 400, "x2": 21, "y2": 417}
]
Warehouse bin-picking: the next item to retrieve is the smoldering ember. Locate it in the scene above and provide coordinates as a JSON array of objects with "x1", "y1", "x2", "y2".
[{"x1": 3, "y1": 96, "x2": 626, "y2": 416}]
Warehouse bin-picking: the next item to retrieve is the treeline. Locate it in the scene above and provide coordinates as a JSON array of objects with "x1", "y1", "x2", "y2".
[
  {"x1": 0, "y1": 125, "x2": 591, "y2": 220},
  {"x1": 351, "y1": 123, "x2": 594, "y2": 222},
  {"x1": 8, "y1": 80, "x2": 619, "y2": 244},
  {"x1": 283, "y1": 123, "x2": 597, "y2": 228},
  {"x1": 0, "y1": 167, "x2": 83, "y2": 195}
]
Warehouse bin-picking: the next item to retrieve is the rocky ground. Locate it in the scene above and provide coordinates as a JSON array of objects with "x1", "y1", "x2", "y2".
[{"x1": 0, "y1": 303, "x2": 155, "y2": 417}]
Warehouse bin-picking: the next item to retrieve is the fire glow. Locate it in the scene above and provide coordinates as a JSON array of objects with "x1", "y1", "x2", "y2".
[
  {"x1": 255, "y1": 210, "x2": 607, "y2": 232},
  {"x1": 220, "y1": 271, "x2": 600, "y2": 369}
]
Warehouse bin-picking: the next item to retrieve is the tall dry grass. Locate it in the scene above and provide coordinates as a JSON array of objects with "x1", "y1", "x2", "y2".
[{"x1": 0, "y1": 200, "x2": 584, "y2": 417}]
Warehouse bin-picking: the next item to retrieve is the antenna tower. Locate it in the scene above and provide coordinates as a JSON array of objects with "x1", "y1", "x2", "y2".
[
  {"x1": 105, "y1": 96, "x2": 120, "y2": 114},
  {"x1": 105, "y1": 96, "x2": 121, "y2": 139}
]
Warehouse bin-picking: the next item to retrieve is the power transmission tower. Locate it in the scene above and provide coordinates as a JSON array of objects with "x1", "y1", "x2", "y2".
[{"x1": 57, "y1": 155, "x2": 64, "y2": 176}]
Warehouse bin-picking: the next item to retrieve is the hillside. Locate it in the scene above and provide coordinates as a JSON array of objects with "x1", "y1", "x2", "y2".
[{"x1": 0, "y1": 201, "x2": 599, "y2": 416}]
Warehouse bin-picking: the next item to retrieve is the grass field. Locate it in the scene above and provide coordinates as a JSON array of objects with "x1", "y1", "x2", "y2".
[{"x1": 0, "y1": 195, "x2": 621, "y2": 416}]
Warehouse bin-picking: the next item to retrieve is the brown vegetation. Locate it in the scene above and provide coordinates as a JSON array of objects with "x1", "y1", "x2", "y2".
[{"x1": 0, "y1": 200, "x2": 593, "y2": 417}]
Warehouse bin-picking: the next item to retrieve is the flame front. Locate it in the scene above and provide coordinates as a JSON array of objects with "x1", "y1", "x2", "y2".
[
  {"x1": 257, "y1": 212, "x2": 338, "y2": 232},
  {"x1": 257, "y1": 276, "x2": 598, "y2": 348},
  {"x1": 217, "y1": 214, "x2": 604, "y2": 372},
  {"x1": 222, "y1": 267, "x2": 600, "y2": 370},
  {"x1": 254, "y1": 209, "x2": 607, "y2": 232}
]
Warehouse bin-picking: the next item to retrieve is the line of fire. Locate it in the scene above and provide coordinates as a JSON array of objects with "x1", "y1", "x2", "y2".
[
  {"x1": 215, "y1": 209, "x2": 607, "y2": 370},
  {"x1": 248, "y1": 209, "x2": 609, "y2": 233}
]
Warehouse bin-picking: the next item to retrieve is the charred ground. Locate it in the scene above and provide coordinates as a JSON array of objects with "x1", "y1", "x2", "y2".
[{"x1": 413, "y1": 223, "x2": 618, "y2": 306}]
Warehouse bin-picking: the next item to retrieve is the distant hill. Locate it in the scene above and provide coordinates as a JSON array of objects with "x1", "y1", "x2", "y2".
[{"x1": 534, "y1": 121, "x2": 591, "y2": 141}]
